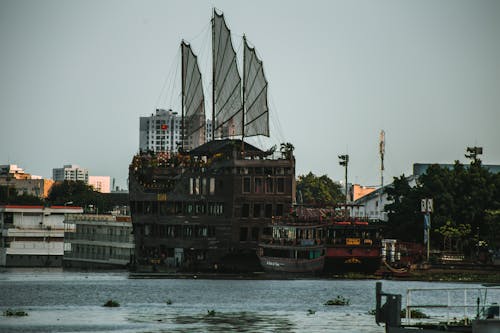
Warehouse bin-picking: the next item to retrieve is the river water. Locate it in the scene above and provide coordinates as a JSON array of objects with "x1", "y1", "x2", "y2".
[{"x1": 0, "y1": 269, "x2": 496, "y2": 333}]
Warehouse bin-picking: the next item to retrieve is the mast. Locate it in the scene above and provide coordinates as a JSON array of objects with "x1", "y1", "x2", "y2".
[
  {"x1": 181, "y1": 41, "x2": 185, "y2": 151},
  {"x1": 211, "y1": 10, "x2": 215, "y2": 141},
  {"x1": 242, "y1": 34, "x2": 247, "y2": 152}
]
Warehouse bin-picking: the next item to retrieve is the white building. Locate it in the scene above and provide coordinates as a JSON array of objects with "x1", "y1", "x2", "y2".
[
  {"x1": 0, "y1": 205, "x2": 83, "y2": 266},
  {"x1": 139, "y1": 108, "x2": 212, "y2": 153},
  {"x1": 53, "y1": 164, "x2": 89, "y2": 183},
  {"x1": 353, "y1": 175, "x2": 417, "y2": 222},
  {"x1": 63, "y1": 214, "x2": 134, "y2": 268},
  {"x1": 88, "y1": 176, "x2": 111, "y2": 193}
]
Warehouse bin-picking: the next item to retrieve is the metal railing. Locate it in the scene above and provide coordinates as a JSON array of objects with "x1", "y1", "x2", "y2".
[
  {"x1": 64, "y1": 232, "x2": 133, "y2": 244},
  {"x1": 405, "y1": 286, "x2": 500, "y2": 325}
]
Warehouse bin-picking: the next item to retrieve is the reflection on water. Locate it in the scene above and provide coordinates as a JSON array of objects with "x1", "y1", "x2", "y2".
[{"x1": 0, "y1": 269, "x2": 490, "y2": 333}]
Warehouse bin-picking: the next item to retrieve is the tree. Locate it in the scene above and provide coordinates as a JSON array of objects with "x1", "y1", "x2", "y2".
[
  {"x1": 435, "y1": 220, "x2": 471, "y2": 252},
  {"x1": 0, "y1": 185, "x2": 44, "y2": 205},
  {"x1": 384, "y1": 175, "x2": 423, "y2": 242},
  {"x1": 47, "y1": 180, "x2": 121, "y2": 213},
  {"x1": 296, "y1": 172, "x2": 343, "y2": 206},
  {"x1": 386, "y1": 157, "x2": 500, "y2": 253}
]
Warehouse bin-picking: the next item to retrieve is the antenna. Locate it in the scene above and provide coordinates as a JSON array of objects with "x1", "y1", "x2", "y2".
[{"x1": 379, "y1": 130, "x2": 385, "y2": 220}]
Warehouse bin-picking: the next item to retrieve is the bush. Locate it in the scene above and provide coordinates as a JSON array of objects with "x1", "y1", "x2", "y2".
[
  {"x1": 3, "y1": 309, "x2": 28, "y2": 316},
  {"x1": 324, "y1": 295, "x2": 350, "y2": 306},
  {"x1": 103, "y1": 300, "x2": 120, "y2": 307}
]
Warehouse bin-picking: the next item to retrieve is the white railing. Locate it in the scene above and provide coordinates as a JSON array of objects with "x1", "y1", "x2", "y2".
[{"x1": 405, "y1": 286, "x2": 500, "y2": 325}]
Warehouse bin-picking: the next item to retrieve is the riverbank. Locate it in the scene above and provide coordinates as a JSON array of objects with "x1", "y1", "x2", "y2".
[{"x1": 128, "y1": 268, "x2": 500, "y2": 283}]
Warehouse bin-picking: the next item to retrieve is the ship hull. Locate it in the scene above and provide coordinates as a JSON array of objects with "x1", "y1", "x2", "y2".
[
  {"x1": 259, "y1": 256, "x2": 325, "y2": 273},
  {"x1": 324, "y1": 246, "x2": 381, "y2": 273}
]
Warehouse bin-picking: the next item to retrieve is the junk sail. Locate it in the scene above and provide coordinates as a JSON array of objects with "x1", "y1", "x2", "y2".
[
  {"x1": 181, "y1": 41, "x2": 206, "y2": 150},
  {"x1": 212, "y1": 11, "x2": 244, "y2": 139},
  {"x1": 243, "y1": 37, "x2": 269, "y2": 137}
]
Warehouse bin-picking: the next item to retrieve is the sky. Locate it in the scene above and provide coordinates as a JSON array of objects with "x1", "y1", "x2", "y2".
[{"x1": 1, "y1": 0, "x2": 499, "y2": 190}]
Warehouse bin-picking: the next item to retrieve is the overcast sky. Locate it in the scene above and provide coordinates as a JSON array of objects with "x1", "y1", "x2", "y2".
[{"x1": 1, "y1": 0, "x2": 499, "y2": 189}]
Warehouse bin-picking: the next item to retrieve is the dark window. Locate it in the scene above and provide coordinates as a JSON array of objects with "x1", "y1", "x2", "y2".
[
  {"x1": 253, "y1": 203, "x2": 262, "y2": 217},
  {"x1": 251, "y1": 227, "x2": 260, "y2": 241},
  {"x1": 242, "y1": 204, "x2": 250, "y2": 217},
  {"x1": 240, "y1": 227, "x2": 248, "y2": 241},
  {"x1": 276, "y1": 204, "x2": 284, "y2": 216},
  {"x1": 265, "y1": 177, "x2": 274, "y2": 193},
  {"x1": 265, "y1": 204, "x2": 273, "y2": 218},
  {"x1": 243, "y1": 177, "x2": 251, "y2": 193},
  {"x1": 276, "y1": 178, "x2": 285, "y2": 193},
  {"x1": 254, "y1": 178, "x2": 263, "y2": 193}
]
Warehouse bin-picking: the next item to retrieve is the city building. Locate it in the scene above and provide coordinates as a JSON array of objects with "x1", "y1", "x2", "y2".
[
  {"x1": 0, "y1": 164, "x2": 54, "y2": 198},
  {"x1": 0, "y1": 205, "x2": 83, "y2": 267},
  {"x1": 0, "y1": 164, "x2": 32, "y2": 179},
  {"x1": 353, "y1": 175, "x2": 418, "y2": 222},
  {"x1": 53, "y1": 164, "x2": 89, "y2": 183},
  {"x1": 63, "y1": 214, "x2": 134, "y2": 268},
  {"x1": 88, "y1": 176, "x2": 111, "y2": 193},
  {"x1": 139, "y1": 108, "x2": 213, "y2": 153}
]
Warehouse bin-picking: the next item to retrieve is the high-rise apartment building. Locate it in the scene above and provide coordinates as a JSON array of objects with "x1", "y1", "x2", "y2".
[
  {"x1": 52, "y1": 165, "x2": 89, "y2": 183},
  {"x1": 139, "y1": 108, "x2": 213, "y2": 153}
]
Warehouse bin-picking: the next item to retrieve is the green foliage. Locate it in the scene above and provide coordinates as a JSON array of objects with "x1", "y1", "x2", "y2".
[
  {"x1": 436, "y1": 221, "x2": 471, "y2": 251},
  {"x1": 103, "y1": 299, "x2": 120, "y2": 307},
  {"x1": 400, "y1": 309, "x2": 429, "y2": 319},
  {"x1": 324, "y1": 295, "x2": 350, "y2": 306},
  {"x1": 3, "y1": 309, "x2": 29, "y2": 316},
  {"x1": 47, "y1": 181, "x2": 128, "y2": 213},
  {"x1": 385, "y1": 175, "x2": 423, "y2": 242},
  {"x1": 0, "y1": 185, "x2": 44, "y2": 205},
  {"x1": 386, "y1": 159, "x2": 500, "y2": 252},
  {"x1": 297, "y1": 172, "x2": 344, "y2": 206}
]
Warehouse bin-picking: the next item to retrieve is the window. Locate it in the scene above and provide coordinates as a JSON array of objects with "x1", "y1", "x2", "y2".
[
  {"x1": 253, "y1": 203, "x2": 262, "y2": 218},
  {"x1": 276, "y1": 204, "x2": 284, "y2": 217},
  {"x1": 251, "y1": 227, "x2": 259, "y2": 241},
  {"x1": 243, "y1": 177, "x2": 251, "y2": 193},
  {"x1": 254, "y1": 177, "x2": 263, "y2": 193},
  {"x1": 239, "y1": 227, "x2": 248, "y2": 241},
  {"x1": 276, "y1": 178, "x2": 285, "y2": 193},
  {"x1": 265, "y1": 177, "x2": 274, "y2": 193},
  {"x1": 265, "y1": 204, "x2": 273, "y2": 218},
  {"x1": 209, "y1": 178, "x2": 215, "y2": 195},
  {"x1": 242, "y1": 204, "x2": 250, "y2": 217}
]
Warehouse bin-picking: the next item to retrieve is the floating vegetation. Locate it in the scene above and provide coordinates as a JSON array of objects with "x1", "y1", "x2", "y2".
[
  {"x1": 3, "y1": 309, "x2": 28, "y2": 317},
  {"x1": 166, "y1": 299, "x2": 173, "y2": 305},
  {"x1": 103, "y1": 299, "x2": 120, "y2": 307},
  {"x1": 173, "y1": 311, "x2": 295, "y2": 332},
  {"x1": 207, "y1": 309, "x2": 216, "y2": 317},
  {"x1": 400, "y1": 309, "x2": 429, "y2": 319},
  {"x1": 324, "y1": 295, "x2": 350, "y2": 306},
  {"x1": 307, "y1": 309, "x2": 316, "y2": 315},
  {"x1": 367, "y1": 309, "x2": 377, "y2": 315}
]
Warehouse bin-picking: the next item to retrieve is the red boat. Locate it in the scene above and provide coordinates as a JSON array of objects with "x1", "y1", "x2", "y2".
[{"x1": 323, "y1": 219, "x2": 383, "y2": 273}]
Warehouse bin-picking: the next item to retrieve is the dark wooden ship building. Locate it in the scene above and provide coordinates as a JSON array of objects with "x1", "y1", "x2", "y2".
[{"x1": 129, "y1": 140, "x2": 296, "y2": 272}]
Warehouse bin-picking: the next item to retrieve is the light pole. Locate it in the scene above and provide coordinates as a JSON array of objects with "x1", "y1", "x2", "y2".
[{"x1": 338, "y1": 154, "x2": 349, "y2": 218}]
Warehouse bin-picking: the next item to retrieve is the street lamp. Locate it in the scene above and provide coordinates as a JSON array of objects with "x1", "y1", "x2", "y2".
[{"x1": 338, "y1": 154, "x2": 349, "y2": 217}]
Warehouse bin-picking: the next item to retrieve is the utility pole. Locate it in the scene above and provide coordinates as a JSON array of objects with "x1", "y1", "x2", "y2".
[
  {"x1": 379, "y1": 130, "x2": 385, "y2": 220},
  {"x1": 338, "y1": 154, "x2": 349, "y2": 218}
]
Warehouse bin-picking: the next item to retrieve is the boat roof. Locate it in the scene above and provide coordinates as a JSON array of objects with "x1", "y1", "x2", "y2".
[{"x1": 188, "y1": 139, "x2": 264, "y2": 156}]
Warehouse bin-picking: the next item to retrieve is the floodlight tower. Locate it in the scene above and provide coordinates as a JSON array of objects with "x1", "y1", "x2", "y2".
[{"x1": 379, "y1": 130, "x2": 385, "y2": 219}]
